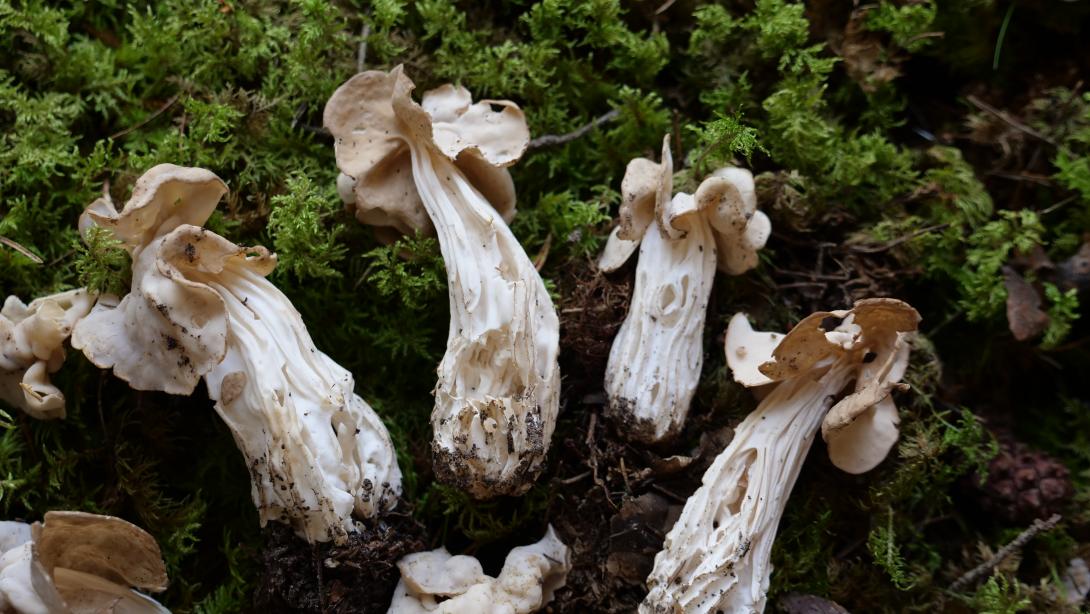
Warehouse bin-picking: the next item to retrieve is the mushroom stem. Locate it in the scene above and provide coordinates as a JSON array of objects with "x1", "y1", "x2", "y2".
[
  {"x1": 409, "y1": 145, "x2": 560, "y2": 498},
  {"x1": 642, "y1": 364, "x2": 854, "y2": 614},
  {"x1": 605, "y1": 213, "x2": 717, "y2": 442},
  {"x1": 171, "y1": 230, "x2": 401, "y2": 543}
]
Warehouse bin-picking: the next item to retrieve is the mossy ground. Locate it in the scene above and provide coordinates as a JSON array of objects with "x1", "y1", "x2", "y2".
[{"x1": 2, "y1": 1, "x2": 1090, "y2": 612}]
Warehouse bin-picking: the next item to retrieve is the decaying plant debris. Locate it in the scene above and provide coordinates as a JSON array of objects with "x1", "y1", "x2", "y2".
[{"x1": 2, "y1": 1, "x2": 1090, "y2": 613}]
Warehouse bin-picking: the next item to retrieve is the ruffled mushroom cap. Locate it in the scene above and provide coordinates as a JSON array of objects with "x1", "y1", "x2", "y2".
[
  {"x1": 324, "y1": 66, "x2": 528, "y2": 240},
  {"x1": 753, "y1": 298, "x2": 920, "y2": 473},
  {"x1": 0, "y1": 289, "x2": 94, "y2": 419},
  {"x1": 0, "y1": 511, "x2": 168, "y2": 614},
  {"x1": 597, "y1": 135, "x2": 770, "y2": 276},
  {"x1": 388, "y1": 526, "x2": 570, "y2": 614},
  {"x1": 72, "y1": 165, "x2": 231, "y2": 396}
]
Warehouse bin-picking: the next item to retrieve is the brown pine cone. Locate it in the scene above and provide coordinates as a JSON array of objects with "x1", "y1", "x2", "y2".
[{"x1": 977, "y1": 441, "x2": 1074, "y2": 525}]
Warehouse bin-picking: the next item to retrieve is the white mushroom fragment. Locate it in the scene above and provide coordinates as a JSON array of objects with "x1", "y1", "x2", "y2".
[
  {"x1": 71, "y1": 165, "x2": 402, "y2": 543},
  {"x1": 325, "y1": 67, "x2": 560, "y2": 498},
  {"x1": 0, "y1": 289, "x2": 94, "y2": 420},
  {"x1": 388, "y1": 525, "x2": 570, "y2": 614},
  {"x1": 643, "y1": 299, "x2": 919, "y2": 614},
  {"x1": 599, "y1": 136, "x2": 771, "y2": 443},
  {"x1": 0, "y1": 511, "x2": 169, "y2": 613}
]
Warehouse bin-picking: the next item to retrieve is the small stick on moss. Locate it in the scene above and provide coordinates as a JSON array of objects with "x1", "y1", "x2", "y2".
[
  {"x1": 848, "y1": 222, "x2": 951, "y2": 254},
  {"x1": 527, "y1": 109, "x2": 619, "y2": 151},
  {"x1": 966, "y1": 95, "x2": 1058, "y2": 147},
  {"x1": 0, "y1": 236, "x2": 42, "y2": 263},
  {"x1": 109, "y1": 94, "x2": 180, "y2": 140},
  {"x1": 949, "y1": 513, "x2": 1062, "y2": 593}
]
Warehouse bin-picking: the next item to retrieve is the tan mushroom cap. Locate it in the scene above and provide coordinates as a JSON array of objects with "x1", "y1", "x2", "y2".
[
  {"x1": 323, "y1": 65, "x2": 528, "y2": 240},
  {"x1": 597, "y1": 155, "x2": 664, "y2": 272},
  {"x1": 79, "y1": 164, "x2": 226, "y2": 248},
  {"x1": 754, "y1": 298, "x2": 920, "y2": 474},
  {"x1": 822, "y1": 300, "x2": 918, "y2": 473},
  {"x1": 72, "y1": 167, "x2": 237, "y2": 396},
  {"x1": 36, "y1": 511, "x2": 168, "y2": 593},
  {"x1": 598, "y1": 133, "x2": 769, "y2": 275}
]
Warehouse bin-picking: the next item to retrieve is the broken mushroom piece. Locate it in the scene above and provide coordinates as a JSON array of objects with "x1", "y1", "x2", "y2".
[
  {"x1": 71, "y1": 165, "x2": 402, "y2": 543},
  {"x1": 0, "y1": 511, "x2": 168, "y2": 613},
  {"x1": 642, "y1": 299, "x2": 919, "y2": 614},
  {"x1": 598, "y1": 135, "x2": 771, "y2": 443},
  {"x1": 325, "y1": 67, "x2": 560, "y2": 498},
  {"x1": 388, "y1": 525, "x2": 570, "y2": 614},
  {"x1": 0, "y1": 289, "x2": 94, "y2": 420}
]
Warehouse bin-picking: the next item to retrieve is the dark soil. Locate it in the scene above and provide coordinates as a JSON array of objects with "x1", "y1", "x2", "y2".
[{"x1": 254, "y1": 510, "x2": 426, "y2": 614}]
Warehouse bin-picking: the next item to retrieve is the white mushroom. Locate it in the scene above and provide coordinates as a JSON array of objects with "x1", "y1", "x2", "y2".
[
  {"x1": 599, "y1": 136, "x2": 771, "y2": 443},
  {"x1": 0, "y1": 511, "x2": 169, "y2": 613},
  {"x1": 642, "y1": 299, "x2": 919, "y2": 614},
  {"x1": 388, "y1": 525, "x2": 570, "y2": 614},
  {"x1": 325, "y1": 67, "x2": 560, "y2": 498},
  {"x1": 71, "y1": 165, "x2": 402, "y2": 543},
  {"x1": 0, "y1": 289, "x2": 94, "y2": 420}
]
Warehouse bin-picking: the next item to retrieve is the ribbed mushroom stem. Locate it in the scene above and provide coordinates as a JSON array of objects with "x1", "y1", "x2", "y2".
[
  {"x1": 643, "y1": 363, "x2": 854, "y2": 614},
  {"x1": 604, "y1": 213, "x2": 716, "y2": 442},
  {"x1": 409, "y1": 146, "x2": 560, "y2": 498}
]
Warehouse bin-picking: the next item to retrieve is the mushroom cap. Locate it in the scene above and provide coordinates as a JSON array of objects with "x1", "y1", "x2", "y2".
[
  {"x1": 397, "y1": 549, "x2": 487, "y2": 597},
  {"x1": 746, "y1": 298, "x2": 920, "y2": 474},
  {"x1": 389, "y1": 526, "x2": 570, "y2": 614},
  {"x1": 37, "y1": 511, "x2": 168, "y2": 593},
  {"x1": 597, "y1": 134, "x2": 769, "y2": 276},
  {"x1": 724, "y1": 313, "x2": 783, "y2": 388},
  {"x1": 0, "y1": 289, "x2": 94, "y2": 420},
  {"x1": 821, "y1": 300, "x2": 918, "y2": 473},
  {"x1": 598, "y1": 155, "x2": 664, "y2": 272},
  {"x1": 79, "y1": 164, "x2": 226, "y2": 249},
  {"x1": 323, "y1": 66, "x2": 527, "y2": 240},
  {"x1": 71, "y1": 169, "x2": 247, "y2": 396},
  {"x1": 597, "y1": 136, "x2": 673, "y2": 272}
]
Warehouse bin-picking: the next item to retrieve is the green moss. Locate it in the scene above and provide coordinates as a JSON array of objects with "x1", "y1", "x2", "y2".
[{"x1": 2, "y1": 0, "x2": 1089, "y2": 610}]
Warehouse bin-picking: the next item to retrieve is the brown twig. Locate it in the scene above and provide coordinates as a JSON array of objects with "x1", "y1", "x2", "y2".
[
  {"x1": 966, "y1": 95, "x2": 1058, "y2": 148},
  {"x1": 0, "y1": 236, "x2": 43, "y2": 264},
  {"x1": 848, "y1": 223, "x2": 951, "y2": 254},
  {"x1": 949, "y1": 513, "x2": 1062, "y2": 593},
  {"x1": 527, "y1": 109, "x2": 620, "y2": 151},
  {"x1": 109, "y1": 94, "x2": 180, "y2": 140},
  {"x1": 585, "y1": 413, "x2": 618, "y2": 510}
]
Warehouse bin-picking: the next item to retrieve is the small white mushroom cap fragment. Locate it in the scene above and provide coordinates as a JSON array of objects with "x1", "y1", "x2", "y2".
[
  {"x1": 643, "y1": 299, "x2": 919, "y2": 614},
  {"x1": 324, "y1": 70, "x2": 523, "y2": 240},
  {"x1": 0, "y1": 289, "x2": 93, "y2": 420},
  {"x1": 325, "y1": 67, "x2": 559, "y2": 498},
  {"x1": 388, "y1": 525, "x2": 570, "y2": 614},
  {"x1": 0, "y1": 511, "x2": 169, "y2": 613},
  {"x1": 598, "y1": 135, "x2": 771, "y2": 443},
  {"x1": 73, "y1": 165, "x2": 402, "y2": 543}
]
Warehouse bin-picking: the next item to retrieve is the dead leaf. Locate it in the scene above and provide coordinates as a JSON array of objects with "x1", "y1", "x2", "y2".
[
  {"x1": 836, "y1": 8, "x2": 901, "y2": 93},
  {"x1": 1003, "y1": 266, "x2": 1050, "y2": 341}
]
